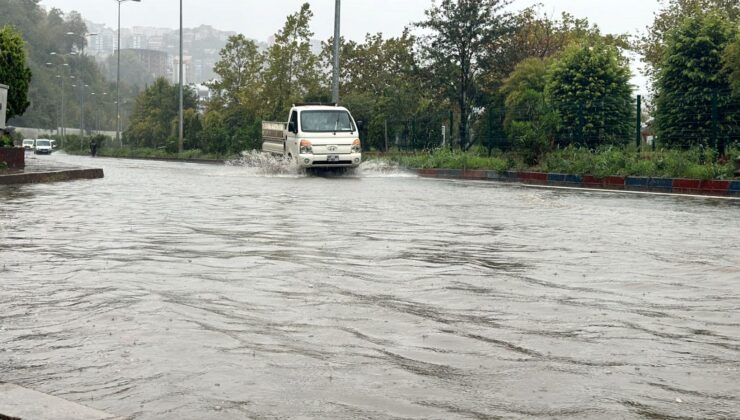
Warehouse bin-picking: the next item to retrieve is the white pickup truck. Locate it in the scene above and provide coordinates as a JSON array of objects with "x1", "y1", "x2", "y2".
[{"x1": 262, "y1": 104, "x2": 362, "y2": 168}]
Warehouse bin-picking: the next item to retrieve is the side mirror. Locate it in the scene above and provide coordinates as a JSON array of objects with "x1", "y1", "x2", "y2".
[
  {"x1": 356, "y1": 121, "x2": 364, "y2": 130},
  {"x1": 288, "y1": 121, "x2": 297, "y2": 133}
]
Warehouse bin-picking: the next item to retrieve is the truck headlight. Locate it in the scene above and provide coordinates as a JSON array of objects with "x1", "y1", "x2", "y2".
[
  {"x1": 351, "y1": 138, "x2": 361, "y2": 154},
  {"x1": 300, "y1": 139, "x2": 313, "y2": 155}
]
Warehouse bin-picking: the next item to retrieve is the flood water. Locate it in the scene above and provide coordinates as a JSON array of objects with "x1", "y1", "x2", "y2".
[{"x1": 1, "y1": 153, "x2": 739, "y2": 419}]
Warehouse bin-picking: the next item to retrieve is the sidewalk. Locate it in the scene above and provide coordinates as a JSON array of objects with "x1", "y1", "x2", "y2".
[
  {"x1": 0, "y1": 154, "x2": 103, "y2": 185},
  {"x1": 0, "y1": 383, "x2": 119, "y2": 419},
  {"x1": 416, "y1": 168, "x2": 740, "y2": 198}
]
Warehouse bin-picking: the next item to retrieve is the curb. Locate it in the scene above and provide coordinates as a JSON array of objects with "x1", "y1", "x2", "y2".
[
  {"x1": 0, "y1": 168, "x2": 104, "y2": 185},
  {"x1": 416, "y1": 169, "x2": 740, "y2": 198}
]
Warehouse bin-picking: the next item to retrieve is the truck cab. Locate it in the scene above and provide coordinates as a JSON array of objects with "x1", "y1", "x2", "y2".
[{"x1": 262, "y1": 104, "x2": 362, "y2": 168}]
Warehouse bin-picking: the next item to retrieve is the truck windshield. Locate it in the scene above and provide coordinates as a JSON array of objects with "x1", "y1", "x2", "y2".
[
  {"x1": 36, "y1": 140, "x2": 50, "y2": 147},
  {"x1": 300, "y1": 110, "x2": 355, "y2": 133}
]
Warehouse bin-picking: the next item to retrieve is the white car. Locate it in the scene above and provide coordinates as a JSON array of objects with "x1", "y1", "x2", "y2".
[
  {"x1": 34, "y1": 139, "x2": 53, "y2": 154},
  {"x1": 22, "y1": 139, "x2": 35, "y2": 150}
]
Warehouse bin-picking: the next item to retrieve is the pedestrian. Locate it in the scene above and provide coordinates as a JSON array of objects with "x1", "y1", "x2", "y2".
[{"x1": 90, "y1": 138, "x2": 98, "y2": 157}]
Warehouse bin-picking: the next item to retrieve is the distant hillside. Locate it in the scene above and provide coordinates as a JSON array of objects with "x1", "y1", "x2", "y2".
[{"x1": 84, "y1": 21, "x2": 262, "y2": 83}]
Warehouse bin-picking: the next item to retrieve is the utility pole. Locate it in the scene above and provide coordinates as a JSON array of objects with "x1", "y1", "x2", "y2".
[
  {"x1": 116, "y1": 0, "x2": 121, "y2": 147},
  {"x1": 332, "y1": 0, "x2": 341, "y2": 104},
  {"x1": 80, "y1": 83, "x2": 84, "y2": 138},
  {"x1": 384, "y1": 119, "x2": 388, "y2": 152},
  {"x1": 50, "y1": 53, "x2": 72, "y2": 146},
  {"x1": 73, "y1": 32, "x2": 97, "y2": 139},
  {"x1": 56, "y1": 75, "x2": 62, "y2": 144},
  {"x1": 178, "y1": 0, "x2": 184, "y2": 153},
  {"x1": 636, "y1": 95, "x2": 641, "y2": 150}
]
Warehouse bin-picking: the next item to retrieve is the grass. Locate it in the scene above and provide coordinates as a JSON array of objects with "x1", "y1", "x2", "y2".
[
  {"x1": 377, "y1": 149, "x2": 517, "y2": 173},
  {"x1": 371, "y1": 145, "x2": 739, "y2": 180}
]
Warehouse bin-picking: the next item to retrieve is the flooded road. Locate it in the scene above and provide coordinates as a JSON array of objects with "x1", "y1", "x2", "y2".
[{"x1": 1, "y1": 153, "x2": 739, "y2": 419}]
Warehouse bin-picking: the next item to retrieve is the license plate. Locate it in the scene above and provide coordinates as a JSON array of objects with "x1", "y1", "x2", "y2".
[{"x1": 327, "y1": 155, "x2": 340, "y2": 162}]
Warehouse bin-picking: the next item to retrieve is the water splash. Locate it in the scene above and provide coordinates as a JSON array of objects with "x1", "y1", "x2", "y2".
[
  {"x1": 356, "y1": 159, "x2": 416, "y2": 178},
  {"x1": 226, "y1": 151, "x2": 415, "y2": 178},
  {"x1": 226, "y1": 150, "x2": 305, "y2": 176}
]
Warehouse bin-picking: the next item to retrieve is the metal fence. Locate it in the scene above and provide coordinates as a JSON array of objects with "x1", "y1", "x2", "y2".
[{"x1": 361, "y1": 92, "x2": 739, "y2": 157}]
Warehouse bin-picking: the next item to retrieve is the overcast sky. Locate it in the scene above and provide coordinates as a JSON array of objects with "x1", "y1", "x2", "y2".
[
  {"x1": 37, "y1": 0, "x2": 661, "y2": 92},
  {"x1": 37, "y1": 0, "x2": 660, "y2": 41}
]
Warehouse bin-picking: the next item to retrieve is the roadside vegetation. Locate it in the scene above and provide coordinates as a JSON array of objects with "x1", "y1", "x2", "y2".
[
  {"x1": 61, "y1": 135, "x2": 232, "y2": 161},
  {"x1": 381, "y1": 146, "x2": 739, "y2": 180}
]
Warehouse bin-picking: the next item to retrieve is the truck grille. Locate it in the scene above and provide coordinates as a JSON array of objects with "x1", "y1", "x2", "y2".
[{"x1": 312, "y1": 160, "x2": 353, "y2": 165}]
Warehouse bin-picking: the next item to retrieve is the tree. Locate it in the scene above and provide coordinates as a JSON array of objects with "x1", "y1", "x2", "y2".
[
  {"x1": 320, "y1": 30, "x2": 431, "y2": 150},
  {"x1": 0, "y1": 25, "x2": 33, "y2": 120},
  {"x1": 197, "y1": 106, "x2": 261, "y2": 154},
  {"x1": 206, "y1": 34, "x2": 263, "y2": 109},
  {"x1": 166, "y1": 108, "x2": 202, "y2": 152},
  {"x1": 62, "y1": 11, "x2": 88, "y2": 53},
  {"x1": 482, "y1": 7, "x2": 629, "y2": 86},
  {"x1": 546, "y1": 42, "x2": 633, "y2": 148},
  {"x1": 501, "y1": 58, "x2": 557, "y2": 163},
  {"x1": 200, "y1": 34, "x2": 265, "y2": 154},
  {"x1": 0, "y1": 1, "x2": 119, "y2": 130},
  {"x1": 655, "y1": 12, "x2": 738, "y2": 149},
  {"x1": 261, "y1": 3, "x2": 321, "y2": 119},
  {"x1": 124, "y1": 78, "x2": 197, "y2": 149},
  {"x1": 416, "y1": 0, "x2": 512, "y2": 150},
  {"x1": 723, "y1": 36, "x2": 740, "y2": 95},
  {"x1": 639, "y1": 0, "x2": 739, "y2": 82}
]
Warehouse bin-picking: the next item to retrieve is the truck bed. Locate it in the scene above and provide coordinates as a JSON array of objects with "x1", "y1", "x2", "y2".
[{"x1": 262, "y1": 121, "x2": 286, "y2": 155}]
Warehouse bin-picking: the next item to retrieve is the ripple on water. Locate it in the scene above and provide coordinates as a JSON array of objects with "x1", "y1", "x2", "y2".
[{"x1": 0, "y1": 153, "x2": 739, "y2": 419}]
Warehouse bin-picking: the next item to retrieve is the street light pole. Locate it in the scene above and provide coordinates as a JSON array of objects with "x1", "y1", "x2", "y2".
[
  {"x1": 81, "y1": 84, "x2": 89, "y2": 137},
  {"x1": 178, "y1": 0, "x2": 184, "y2": 153},
  {"x1": 50, "y1": 52, "x2": 73, "y2": 146},
  {"x1": 48, "y1": 62, "x2": 63, "y2": 144},
  {"x1": 332, "y1": 0, "x2": 341, "y2": 104},
  {"x1": 116, "y1": 0, "x2": 121, "y2": 147},
  {"x1": 70, "y1": 32, "x2": 98, "y2": 139},
  {"x1": 57, "y1": 74, "x2": 65, "y2": 145},
  {"x1": 79, "y1": 80, "x2": 83, "y2": 138},
  {"x1": 116, "y1": 0, "x2": 141, "y2": 149}
]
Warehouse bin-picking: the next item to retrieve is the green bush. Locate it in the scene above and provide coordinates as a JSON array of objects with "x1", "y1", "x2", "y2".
[
  {"x1": 655, "y1": 12, "x2": 738, "y2": 148},
  {"x1": 376, "y1": 145, "x2": 738, "y2": 180},
  {"x1": 387, "y1": 148, "x2": 515, "y2": 172},
  {"x1": 546, "y1": 42, "x2": 633, "y2": 148},
  {"x1": 501, "y1": 58, "x2": 557, "y2": 164}
]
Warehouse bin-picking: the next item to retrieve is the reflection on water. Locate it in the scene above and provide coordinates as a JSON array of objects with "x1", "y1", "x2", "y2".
[
  {"x1": 0, "y1": 185, "x2": 37, "y2": 201},
  {"x1": 1, "y1": 153, "x2": 739, "y2": 419}
]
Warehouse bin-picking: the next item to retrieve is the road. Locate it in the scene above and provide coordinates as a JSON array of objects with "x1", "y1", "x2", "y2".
[{"x1": 1, "y1": 153, "x2": 739, "y2": 419}]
